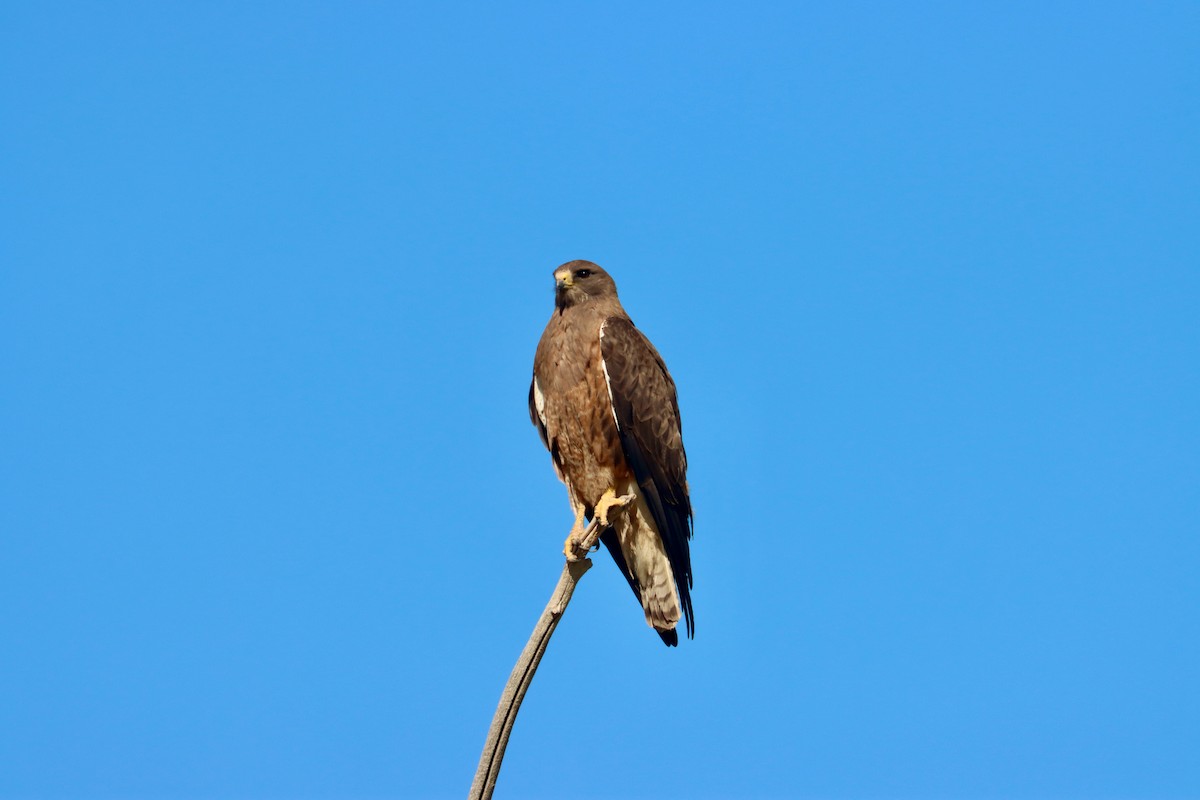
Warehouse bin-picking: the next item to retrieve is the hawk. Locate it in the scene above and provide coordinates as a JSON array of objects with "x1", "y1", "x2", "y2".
[{"x1": 529, "y1": 260, "x2": 693, "y2": 646}]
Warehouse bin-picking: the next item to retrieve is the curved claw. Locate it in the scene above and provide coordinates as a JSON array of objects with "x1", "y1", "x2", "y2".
[
  {"x1": 563, "y1": 505, "x2": 588, "y2": 561},
  {"x1": 563, "y1": 532, "x2": 590, "y2": 562},
  {"x1": 595, "y1": 489, "x2": 636, "y2": 528}
]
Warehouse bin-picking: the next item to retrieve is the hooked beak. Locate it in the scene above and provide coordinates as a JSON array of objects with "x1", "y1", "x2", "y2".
[{"x1": 553, "y1": 270, "x2": 572, "y2": 309}]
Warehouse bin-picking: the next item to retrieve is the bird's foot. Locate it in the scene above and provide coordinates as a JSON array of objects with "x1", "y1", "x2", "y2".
[
  {"x1": 595, "y1": 488, "x2": 636, "y2": 528},
  {"x1": 563, "y1": 508, "x2": 589, "y2": 562}
]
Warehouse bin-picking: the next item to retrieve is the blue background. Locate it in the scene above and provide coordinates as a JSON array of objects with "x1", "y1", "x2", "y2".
[{"x1": 2, "y1": 3, "x2": 1197, "y2": 798}]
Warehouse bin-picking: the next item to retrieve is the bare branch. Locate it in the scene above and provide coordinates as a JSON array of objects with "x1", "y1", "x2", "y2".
[{"x1": 468, "y1": 513, "x2": 617, "y2": 800}]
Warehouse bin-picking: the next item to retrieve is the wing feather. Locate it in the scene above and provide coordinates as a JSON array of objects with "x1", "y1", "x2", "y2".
[
  {"x1": 528, "y1": 378, "x2": 549, "y2": 449},
  {"x1": 600, "y1": 316, "x2": 694, "y2": 638}
]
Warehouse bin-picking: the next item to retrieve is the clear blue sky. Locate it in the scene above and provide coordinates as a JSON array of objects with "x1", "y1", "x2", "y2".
[{"x1": 2, "y1": 3, "x2": 1197, "y2": 798}]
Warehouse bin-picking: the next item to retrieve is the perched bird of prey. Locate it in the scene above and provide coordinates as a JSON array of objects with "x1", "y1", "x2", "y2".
[{"x1": 529, "y1": 260, "x2": 693, "y2": 646}]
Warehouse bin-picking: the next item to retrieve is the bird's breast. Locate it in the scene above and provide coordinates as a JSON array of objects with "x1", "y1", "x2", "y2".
[{"x1": 534, "y1": 313, "x2": 628, "y2": 504}]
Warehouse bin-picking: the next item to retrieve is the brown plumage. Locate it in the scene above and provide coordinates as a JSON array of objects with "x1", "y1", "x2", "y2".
[{"x1": 529, "y1": 260, "x2": 693, "y2": 646}]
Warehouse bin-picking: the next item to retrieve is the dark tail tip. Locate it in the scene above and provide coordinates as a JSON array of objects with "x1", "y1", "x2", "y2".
[{"x1": 657, "y1": 627, "x2": 679, "y2": 647}]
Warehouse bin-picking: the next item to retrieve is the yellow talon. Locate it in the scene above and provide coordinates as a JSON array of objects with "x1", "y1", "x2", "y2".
[
  {"x1": 594, "y1": 488, "x2": 635, "y2": 528},
  {"x1": 563, "y1": 503, "x2": 587, "y2": 561}
]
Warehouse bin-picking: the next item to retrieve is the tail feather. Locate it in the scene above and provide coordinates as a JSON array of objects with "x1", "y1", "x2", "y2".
[
  {"x1": 614, "y1": 483, "x2": 682, "y2": 646},
  {"x1": 600, "y1": 526, "x2": 680, "y2": 647}
]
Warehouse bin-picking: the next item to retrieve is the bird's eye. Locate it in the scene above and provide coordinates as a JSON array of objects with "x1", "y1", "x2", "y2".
[{"x1": 575, "y1": 269, "x2": 592, "y2": 279}]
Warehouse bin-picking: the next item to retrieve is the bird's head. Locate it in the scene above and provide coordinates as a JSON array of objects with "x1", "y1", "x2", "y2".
[{"x1": 553, "y1": 260, "x2": 618, "y2": 311}]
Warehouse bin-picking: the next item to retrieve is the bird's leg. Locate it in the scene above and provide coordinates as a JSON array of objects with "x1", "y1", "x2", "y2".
[
  {"x1": 594, "y1": 487, "x2": 636, "y2": 528},
  {"x1": 562, "y1": 500, "x2": 589, "y2": 562}
]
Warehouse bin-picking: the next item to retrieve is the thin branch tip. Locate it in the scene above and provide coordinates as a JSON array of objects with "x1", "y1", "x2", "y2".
[{"x1": 468, "y1": 510, "x2": 627, "y2": 800}]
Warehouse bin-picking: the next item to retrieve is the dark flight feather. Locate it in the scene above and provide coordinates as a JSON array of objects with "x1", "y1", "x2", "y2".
[{"x1": 600, "y1": 316, "x2": 694, "y2": 639}]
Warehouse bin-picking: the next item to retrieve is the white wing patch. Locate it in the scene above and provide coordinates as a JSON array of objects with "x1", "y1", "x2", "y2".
[
  {"x1": 598, "y1": 319, "x2": 622, "y2": 431},
  {"x1": 533, "y1": 376, "x2": 564, "y2": 481},
  {"x1": 532, "y1": 377, "x2": 548, "y2": 429}
]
